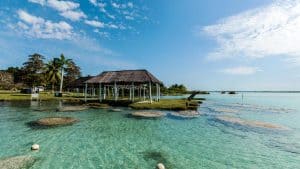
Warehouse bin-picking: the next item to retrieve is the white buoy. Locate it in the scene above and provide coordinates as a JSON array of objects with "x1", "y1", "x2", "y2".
[
  {"x1": 157, "y1": 163, "x2": 165, "y2": 169},
  {"x1": 31, "y1": 144, "x2": 39, "y2": 150}
]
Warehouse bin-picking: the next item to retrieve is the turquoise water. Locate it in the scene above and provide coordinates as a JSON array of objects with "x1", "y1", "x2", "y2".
[{"x1": 0, "y1": 93, "x2": 300, "y2": 169}]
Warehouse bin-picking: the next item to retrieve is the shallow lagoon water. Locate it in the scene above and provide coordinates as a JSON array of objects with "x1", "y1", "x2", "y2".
[{"x1": 0, "y1": 93, "x2": 300, "y2": 169}]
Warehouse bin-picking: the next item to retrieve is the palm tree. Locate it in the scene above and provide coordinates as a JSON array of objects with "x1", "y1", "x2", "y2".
[
  {"x1": 56, "y1": 54, "x2": 72, "y2": 94},
  {"x1": 45, "y1": 60, "x2": 61, "y2": 93}
]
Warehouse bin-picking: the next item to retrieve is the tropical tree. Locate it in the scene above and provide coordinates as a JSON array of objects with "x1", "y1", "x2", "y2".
[
  {"x1": 64, "y1": 60, "x2": 81, "y2": 88},
  {"x1": 6, "y1": 67, "x2": 24, "y2": 84},
  {"x1": 0, "y1": 71, "x2": 14, "y2": 90},
  {"x1": 55, "y1": 54, "x2": 72, "y2": 94},
  {"x1": 44, "y1": 60, "x2": 61, "y2": 93},
  {"x1": 22, "y1": 53, "x2": 45, "y2": 87}
]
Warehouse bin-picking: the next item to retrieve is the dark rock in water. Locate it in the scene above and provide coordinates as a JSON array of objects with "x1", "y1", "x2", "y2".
[
  {"x1": 228, "y1": 91, "x2": 236, "y2": 94},
  {"x1": 56, "y1": 106, "x2": 88, "y2": 112},
  {"x1": 131, "y1": 111, "x2": 165, "y2": 119},
  {"x1": 27, "y1": 117, "x2": 78, "y2": 129},
  {"x1": 170, "y1": 110, "x2": 200, "y2": 119},
  {"x1": 32, "y1": 108, "x2": 55, "y2": 112},
  {"x1": 215, "y1": 116, "x2": 289, "y2": 130},
  {"x1": 143, "y1": 151, "x2": 173, "y2": 169},
  {"x1": 85, "y1": 103, "x2": 110, "y2": 109},
  {"x1": 0, "y1": 155, "x2": 36, "y2": 169}
]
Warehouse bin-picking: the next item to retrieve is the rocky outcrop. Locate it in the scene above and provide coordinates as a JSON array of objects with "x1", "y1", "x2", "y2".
[
  {"x1": 27, "y1": 117, "x2": 78, "y2": 129},
  {"x1": 170, "y1": 110, "x2": 200, "y2": 118},
  {"x1": 131, "y1": 111, "x2": 165, "y2": 118},
  {"x1": 85, "y1": 103, "x2": 110, "y2": 109},
  {"x1": 216, "y1": 116, "x2": 289, "y2": 130},
  {"x1": 0, "y1": 155, "x2": 36, "y2": 169},
  {"x1": 56, "y1": 106, "x2": 88, "y2": 112}
]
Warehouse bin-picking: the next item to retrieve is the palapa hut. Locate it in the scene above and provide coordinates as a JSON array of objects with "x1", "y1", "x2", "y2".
[{"x1": 84, "y1": 69, "x2": 162, "y2": 103}]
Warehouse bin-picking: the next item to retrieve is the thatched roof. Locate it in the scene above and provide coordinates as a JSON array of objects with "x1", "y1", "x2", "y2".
[
  {"x1": 85, "y1": 69, "x2": 162, "y2": 84},
  {"x1": 67, "y1": 76, "x2": 94, "y2": 88}
]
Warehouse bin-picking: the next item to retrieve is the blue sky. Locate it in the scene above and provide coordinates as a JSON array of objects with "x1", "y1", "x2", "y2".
[{"x1": 1, "y1": 0, "x2": 300, "y2": 90}]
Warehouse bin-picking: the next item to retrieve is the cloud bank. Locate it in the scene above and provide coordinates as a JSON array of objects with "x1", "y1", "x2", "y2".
[
  {"x1": 28, "y1": 0, "x2": 86, "y2": 21},
  {"x1": 17, "y1": 10, "x2": 73, "y2": 40},
  {"x1": 203, "y1": 0, "x2": 300, "y2": 65}
]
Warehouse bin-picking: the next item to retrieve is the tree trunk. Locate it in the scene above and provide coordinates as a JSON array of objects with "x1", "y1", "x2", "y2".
[
  {"x1": 59, "y1": 68, "x2": 64, "y2": 93},
  {"x1": 52, "y1": 83, "x2": 55, "y2": 93}
]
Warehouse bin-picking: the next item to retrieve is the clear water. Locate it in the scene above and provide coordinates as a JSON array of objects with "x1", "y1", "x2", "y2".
[{"x1": 0, "y1": 92, "x2": 300, "y2": 169}]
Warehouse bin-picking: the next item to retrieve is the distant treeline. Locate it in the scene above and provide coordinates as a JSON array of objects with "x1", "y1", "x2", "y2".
[
  {"x1": 161, "y1": 84, "x2": 188, "y2": 95},
  {"x1": 0, "y1": 53, "x2": 81, "y2": 91}
]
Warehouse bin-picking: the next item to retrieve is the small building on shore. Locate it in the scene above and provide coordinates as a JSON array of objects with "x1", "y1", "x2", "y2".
[{"x1": 84, "y1": 69, "x2": 162, "y2": 103}]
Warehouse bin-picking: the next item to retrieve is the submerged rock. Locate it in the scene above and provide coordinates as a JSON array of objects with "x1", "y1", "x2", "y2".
[
  {"x1": 216, "y1": 116, "x2": 289, "y2": 130},
  {"x1": 131, "y1": 111, "x2": 165, "y2": 118},
  {"x1": 170, "y1": 110, "x2": 200, "y2": 118},
  {"x1": 85, "y1": 103, "x2": 110, "y2": 109},
  {"x1": 110, "y1": 108, "x2": 122, "y2": 112},
  {"x1": 0, "y1": 155, "x2": 36, "y2": 169},
  {"x1": 56, "y1": 106, "x2": 88, "y2": 112},
  {"x1": 212, "y1": 108, "x2": 239, "y2": 114},
  {"x1": 27, "y1": 117, "x2": 78, "y2": 129},
  {"x1": 143, "y1": 151, "x2": 173, "y2": 169}
]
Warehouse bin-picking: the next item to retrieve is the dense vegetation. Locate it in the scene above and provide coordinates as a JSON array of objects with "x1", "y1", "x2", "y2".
[
  {"x1": 0, "y1": 53, "x2": 81, "y2": 92},
  {"x1": 161, "y1": 84, "x2": 188, "y2": 95}
]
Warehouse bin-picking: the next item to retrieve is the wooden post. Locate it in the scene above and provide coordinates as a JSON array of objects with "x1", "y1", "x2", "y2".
[
  {"x1": 93, "y1": 87, "x2": 96, "y2": 97},
  {"x1": 129, "y1": 86, "x2": 131, "y2": 100},
  {"x1": 84, "y1": 83, "x2": 87, "y2": 102},
  {"x1": 132, "y1": 82, "x2": 135, "y2": 101},
  {"x1": 143, "y1": 86, "x2": 146, "y2": 101},
  {"x1": 99, "y1": 83, "x2": 102, "y2": 102},
  {"x1": 114, "y1": 82, "x2": 117, "y2": 101},
  {"x1": 107, "y1": 86, "x2": 110, "y2": 99},
  {"x1": 149, "y1": 82, "x2": 152, "y2": 103},
  {"x1": 139, "y1": 86, "x2": 141, "y2": 99},
  {"x1": 103, "y1": 86, "x2": 106, "y2": 100},
  {"x1": 158, "y1": 84, "x2": 161, "y2": 101},
  {"x1": 156, "y1": 83, "x2": 159, "y2": 101}
]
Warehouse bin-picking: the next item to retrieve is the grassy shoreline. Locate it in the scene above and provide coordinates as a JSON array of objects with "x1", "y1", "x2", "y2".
[{"x1": 0, "y1": 91, "x2": 203, "y2": 110}]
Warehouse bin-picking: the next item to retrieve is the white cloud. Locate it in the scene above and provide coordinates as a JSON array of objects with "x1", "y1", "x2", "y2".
[
  {"x1": 28, "y1": 0, "x2": 45, "y2": 5},
  {"x1": 60, "y1": 10, "x2": 86, "y2": 21},
  {"x1": 17, "y1": 10, "x2": 73, "y2": 40},
  {"x1": 28, "y1": 0, "x2": 86, "y2": 21},
  {"x1": 125, "y1": 16, "x2": 134, "y2": 20},
  {"x1": 107, "y1": 23, "x2": 118, "y2": 29},
  {"x1": 85, "y1": 20, "x2": 104, "y2": 28},
  {"x1": 127, "y1": 2, "x2": 133, "y2": 8},
  {"x1": 47, "y1": 0, "x2": 79, "y2": 12},
  {"x1": 220, "y1": 66, "x2": 261, "y2": 75},
  {"x1": 89, "y1": 0, "x2": 97, "y2": 6},
  {"x1": 111, "y1": 2, "x2": 120, "y2": 9},
  {"x1": 202, "y1": 0, "x2": 300, "y2": 65},
  {"x1": 18, "y1": 10, "x2": 44, "y2": 24}
]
